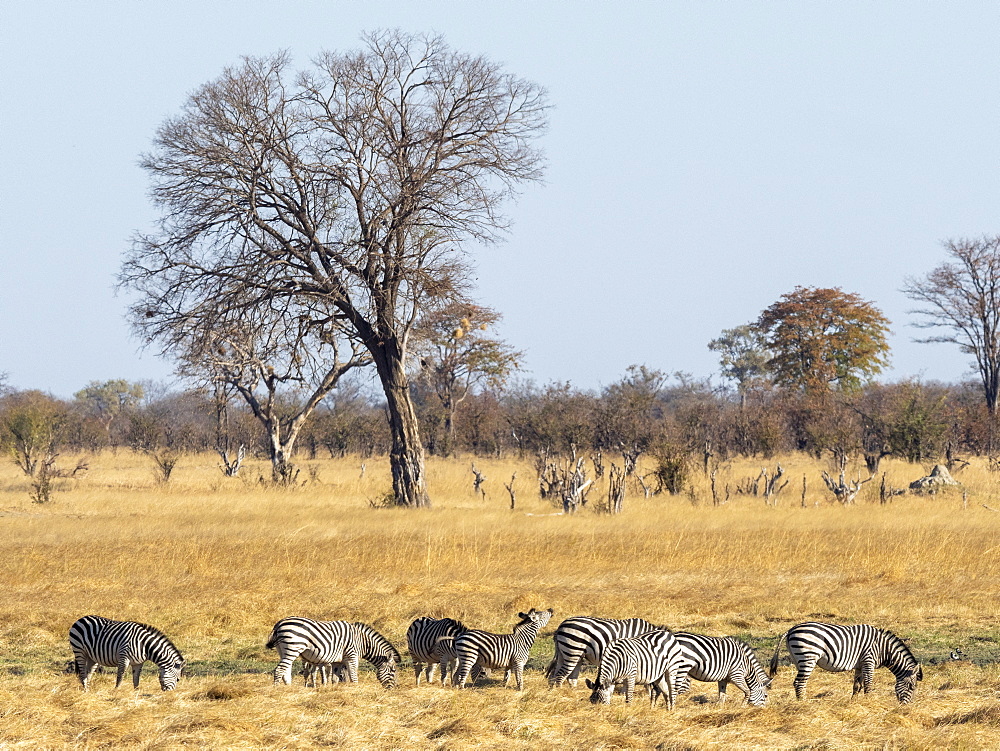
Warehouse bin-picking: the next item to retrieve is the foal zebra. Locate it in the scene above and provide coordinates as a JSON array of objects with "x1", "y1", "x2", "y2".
[
  {"x1": 674, "y1": 632, "x2": 771, "y2": 706},
  {"x1": 406, "y1": 616, "x2": 467, "y2": 685},
  {"x1": 453, "y1": 608, "x2": 553, "y2": 690},
  {"x1": 547, "y1": 616, "x2": 657, "y2": 688},
  {"x1": 68, "y1": 615, "x2": 185, "y2": 691},
  {"x1": 266, "y1": 618, "x2": 400, "y2": 689},
  {"x1": 585, "y1": 628, "x2": 686, "y2": 709},
  {"x1": 769, "y1": 622, "x2": 923, "y2": 703}
]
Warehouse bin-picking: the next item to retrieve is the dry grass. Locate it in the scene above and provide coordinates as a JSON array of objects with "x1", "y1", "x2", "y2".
[{"x1": 2, "y1": 451, "x2": 1000, "y2": 749}]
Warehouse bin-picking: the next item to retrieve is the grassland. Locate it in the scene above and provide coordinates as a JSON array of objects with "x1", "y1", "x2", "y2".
[{"x1": 1, "y1": 451, "x2": 1000, "y2": 749}]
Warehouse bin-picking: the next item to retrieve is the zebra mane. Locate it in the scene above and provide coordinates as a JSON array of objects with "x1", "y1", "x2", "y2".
[
  {"x1": 353, "y1": 622, "x2": 402, "y2": 663},
  {"x1": 136, "y1": 621, "x2": 184, "y2": 662},
  {"x1": 882, "y1": 629, "x2": 919, "y2": 668}
]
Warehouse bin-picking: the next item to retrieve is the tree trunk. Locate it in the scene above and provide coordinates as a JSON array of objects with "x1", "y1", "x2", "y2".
[{"x1": 373, "y1": 342, "x2": 431, "y2": 508}]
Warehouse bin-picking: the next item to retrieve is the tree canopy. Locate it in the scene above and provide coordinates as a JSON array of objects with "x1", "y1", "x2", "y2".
[{"x1": 755, "y1": 286, "x2": 891, "y2": 393}]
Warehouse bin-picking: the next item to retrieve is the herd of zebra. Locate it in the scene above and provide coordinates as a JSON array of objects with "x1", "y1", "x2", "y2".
[{"x1": 66, "y1": 612, "x2": 924, "y2": 707}]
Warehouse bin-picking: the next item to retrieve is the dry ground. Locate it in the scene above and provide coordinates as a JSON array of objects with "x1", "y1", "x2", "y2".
[{"x1": 1, "y1": 451, "x2": 999, "y2": 749}]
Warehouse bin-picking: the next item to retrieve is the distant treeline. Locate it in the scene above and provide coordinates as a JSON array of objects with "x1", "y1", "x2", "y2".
[{"x1": 1, "y1": 370, "x2": 993, "y2": 474}]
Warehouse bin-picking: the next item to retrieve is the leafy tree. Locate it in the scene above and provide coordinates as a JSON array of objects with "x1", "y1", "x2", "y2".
[
  {"x1": 708, "y1": 324, "x2": 771, "y2": 404},
  {"x1": 904, "y1": 236, "x2": 1000, "y2": 414},
  {"x1": 413, "y1": 303, "x2": 522, "y2": 456},
  {"x1": 596, "y1": 365, "x2": 668, "y2": 461},
  {"x1": 0, "y1": 391, "x2": 69, "y2": 476},
  {"x1": 756, "y1": 286, "x2": 891, "y2": 393},
  {"x1": 121, "y1": 32, "x2": 548, "y2": 507},
  {"x1": 74, "y1": 380, "x2": 144, "y2": 444}
]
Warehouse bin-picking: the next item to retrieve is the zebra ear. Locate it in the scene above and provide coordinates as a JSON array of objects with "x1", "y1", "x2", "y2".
[
  {"x1": 917, "y1": 666, "x2": 924, "y2": 681},
  {"x1": 518, "y1": 612, "x2": 528, "y2": 619},
  {"x1": 585, "y1": 679, "x2": 596, "y2": 690}
]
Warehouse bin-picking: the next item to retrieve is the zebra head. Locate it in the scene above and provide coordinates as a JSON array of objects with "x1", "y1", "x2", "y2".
[
  {"x1": 518, "y1": 608, "x2": 554, "y2": 631},
  {"x1": 372, "y1": 655, "x2": 398, "y2": 689},
  {"x1": 585, "y1": 677, "x2": 614, "y2": 704},
  {"x1": 894, "y1": 664, "x2": 922, "y2": 704},
  {"x1": 158, "y1": 657, "x2": 185, "y2": 691},
  {"x1": 746, "y1": 673, "x2": 771, "y2": 707}
]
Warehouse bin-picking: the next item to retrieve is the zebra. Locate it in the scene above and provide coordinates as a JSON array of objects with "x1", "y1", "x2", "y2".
[
  {"x1": 585, "y1": 628, "x2": 686, "y2": 709},
  {"x1": 673, "y1": 632, "x2": 771, "y2": 706},
  {"x1": 547, "y1": 616, "x2": 657, "y2": 688},
  {"x1": 406, "y1": 616, "x2": 467, "y2": 686},
  {"x1": 68, "y1": 615, "x2": 185, "y2": 692},
  {"x1": 266, "y1": 618, "x2": 400, "y2": 689},
  {"x1": 453, "y1": 608, "x2": 553, "y2": 690},
  {"x1": 769, "y1": 622, "x2": 923, "y2": 703}
]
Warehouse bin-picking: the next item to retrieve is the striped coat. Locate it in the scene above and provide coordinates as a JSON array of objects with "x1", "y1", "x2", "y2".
[
  {"x1": 454, "y1": 608, "x2": 553, "y2": 690},
  {"x1": 406, "y1": 616, "x2": 467, "y2": 685},
  {"x1": 585, "y1": 628, "x2": 686, "y2": 708},
  {"x1": 266, "y1": 617, "x2": 400, "y2": 689},
  {"x1": 674, "y1": 632, "x2": 770, "y2": 705},
  {"x1": 68, "y1": 615, "x2": 185, "y2": 691},
  {"x1": 547, "y1": 616, "x2": 657, "y2": 687},
  {"x1": 769, "y1": 622, "x2": 923, "y2": 703}
]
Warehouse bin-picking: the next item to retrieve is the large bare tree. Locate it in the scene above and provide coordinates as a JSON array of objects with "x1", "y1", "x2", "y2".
[
  {"x1": 904, "y1": 236, "x2": 1000, "y2": 415},
  {"x1": 121, "y1": 31, "x2": 549, "y2": 506}
]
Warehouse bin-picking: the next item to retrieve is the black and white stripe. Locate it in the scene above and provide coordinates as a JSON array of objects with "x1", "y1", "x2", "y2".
[
  {"x1": 547, "y1": 616, "x2": 657, "y2": 687},
  {"x1": 585, "y1": 628, "x2": 685, "y2": 708},
  {"x1": 406, "y1": 616, "x2": 467, "y2": 686},
  {"x1": 68, "y1": 615, "x2": 185, "y2": 691},
  {"x1": 769, "y1": 622, "x2": 923, "y2": 703},
  {"x1": 674, "y1": 632, "x2": 771, "y2": 706},
  {"x1": 454, "y1": 608, "x2": 553, "y2": 690},
  {"x1": 266, "y1": 617, "x2": 400, "y2": 689}
]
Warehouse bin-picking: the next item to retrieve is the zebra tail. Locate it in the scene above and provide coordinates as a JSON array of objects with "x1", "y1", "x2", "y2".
[{"x1": 768, "y1": 631, "x2": 787, "y2": 678}]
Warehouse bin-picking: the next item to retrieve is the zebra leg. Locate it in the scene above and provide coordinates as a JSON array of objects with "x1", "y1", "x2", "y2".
[
  {"x1": 567, "y1": 660, "x2": 583, "y2": 688},
  {"x1": 426, "y1": 661, "x2": 437, "y2": 684},
  {"x1": 792, "y1": 660, "x2": 815, "y2": 700},
  {"x1": 666, "y1": 670, "x2": 677, "y2": 710},
  {"x1": 717, "y1": 679, "x2": 729, "y2": 704},
  {"x1": 650, "y1": 676, "x2": 669, "y2": 709},
  {"x1": 273, "y1": 645, "x2": 301, "y2": 685},
  {"x1": 76, "y1": 657, "x2": 98, "y2": 691},
  {"x1": 624, "y1": 677, "x2": 635, "y2": 703},
  {"x1": 131, "y1": 662, "x2": 143, "y2": 689},
  {"x1": 345, "y1": 654, "x2": 359, "y2": 683},
  {"x1": 853, "y1": 657, "x2": 876, "y2": 695},
  {"x1": 513, "y1": 662, "x2": 525, "y2": 691},
  {"x1": 647, "y1": 682, "x2": 660, "y2": 707},
  {"x1": 115, "y1": 658, "x2": 129, "y2": 689},
  {"x1": 413, "y1": 660, "x2": 424, "y2": 686}
]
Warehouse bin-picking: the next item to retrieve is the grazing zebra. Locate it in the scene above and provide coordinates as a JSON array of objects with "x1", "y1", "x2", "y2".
[
  {"x1": 585, "y1": 628, "x2": 685, "y2": 708},
  {"x1": 453, "y1": 608, "x2": 553, "y2": 690},
  {"x1": 547, "y1": 616, "x2": 657, "y2": 688},
  {"x1": 406, "y1": 616, "x2": 467, "y2": 686},
  {"x1": 68, "y1": 615, "x2": 185, "y2": 692},
  {"x1": 769, "y1": 622, "x2": 923, "y2": 703},
  {"x1": 674, "y1": 632, "x2": 771, "y2": 706},
  {"x1": 266, "y1": 618, "x2": 400, "y2": 689}
]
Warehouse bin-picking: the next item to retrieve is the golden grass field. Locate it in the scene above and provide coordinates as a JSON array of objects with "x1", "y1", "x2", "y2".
[{"x1": 2, "y1": 450, "x2": 1000, "y2": 749}]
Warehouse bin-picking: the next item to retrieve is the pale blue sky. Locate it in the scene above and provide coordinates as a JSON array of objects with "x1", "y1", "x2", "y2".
[{"x1": 1, "y1": 1, "x2": 997, "y2": 397}]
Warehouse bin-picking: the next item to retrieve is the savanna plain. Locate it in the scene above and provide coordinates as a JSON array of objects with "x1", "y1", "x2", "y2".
[{"x1": 2, "y1": 452, "x2": 1000, "y2": 750}]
